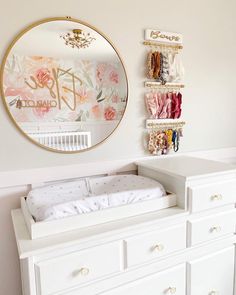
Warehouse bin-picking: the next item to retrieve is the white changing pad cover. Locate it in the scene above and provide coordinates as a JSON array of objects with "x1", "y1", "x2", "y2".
[{"x1": 26, "y1": 175, "x2": 166, "y2": 222}]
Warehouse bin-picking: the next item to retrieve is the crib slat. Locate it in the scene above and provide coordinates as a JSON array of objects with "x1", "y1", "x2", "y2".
[
  {"x1": 75, "y1": 134, "x2": 79, "y2": 150},
  {"x1": 60, "y1": 135, "x2": 62, "y2": 150},
  {"x1": 63, "y1": 135, "x2": 66, "y2": 151},
  {"x1": 48, "y1": 136, "x2": 50, "y2": 147},
  {"x1": 69, "y1": 135, "x2": 72, "y2": 151},
  {"x1": 52, "y1": 135, "x2": 55, "y2": 149},
  {"x1": 72, "y1": 134, "x2": 76, "y2": 151}
]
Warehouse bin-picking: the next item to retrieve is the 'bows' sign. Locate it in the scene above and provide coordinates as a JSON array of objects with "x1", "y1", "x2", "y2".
[{"x1": 145, "y1": 29, "x2": 183, "y2": 44}]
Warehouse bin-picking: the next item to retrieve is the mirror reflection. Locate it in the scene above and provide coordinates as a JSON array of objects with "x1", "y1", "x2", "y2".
[{"x1": 2, "y1": 18, "x2": 128, "y2": 152}]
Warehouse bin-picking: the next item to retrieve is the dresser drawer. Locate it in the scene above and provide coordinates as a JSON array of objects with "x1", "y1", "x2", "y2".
[
  {"x1": 35, "y1": 242, "x2": 122, "y2": 295},
  {"x1": 126, "y1": 224, "x2": 186, "y2": 267},
  {"x1": 188, "y1": 210, "x2": 236, "y2": 246},
  {"x1": 101, "y1": 264, "x2": 186, "y2": 295},
  {"x1": 189, "y1": 180, "x2": 236, "y2": 212},
  {"x1": 187, "y1": 247, "x2": 235, "y2": 295}
]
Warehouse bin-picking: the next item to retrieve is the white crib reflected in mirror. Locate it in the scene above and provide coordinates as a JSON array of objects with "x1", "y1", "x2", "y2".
[{"x1": 19, "y1": 120, "x2": 119, "y2": 151}]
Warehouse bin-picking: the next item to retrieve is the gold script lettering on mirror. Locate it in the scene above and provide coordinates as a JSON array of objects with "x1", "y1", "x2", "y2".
[{"x1": 1, "y1": 17, "x2": 128, "y2": 152}]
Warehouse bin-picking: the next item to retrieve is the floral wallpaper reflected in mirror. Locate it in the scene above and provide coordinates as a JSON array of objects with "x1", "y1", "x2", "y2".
[{"x1": 1, "y1": 17, "x2": 128, "y2": 152}]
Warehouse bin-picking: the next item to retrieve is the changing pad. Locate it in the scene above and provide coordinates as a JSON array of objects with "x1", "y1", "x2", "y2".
[{"x1": 26, "y1": 174, "x2": 166, "y2": 222}]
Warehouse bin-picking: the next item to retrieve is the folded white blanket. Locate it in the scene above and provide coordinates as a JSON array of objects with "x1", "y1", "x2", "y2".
[{"x1": 26, "y1": 175, "x2": 166, "y2": 222}]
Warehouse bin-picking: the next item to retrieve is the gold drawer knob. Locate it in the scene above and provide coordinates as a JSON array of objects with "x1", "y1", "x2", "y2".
[
  {"x1": 211, "y1": 194, "x2": 222, "y2": 201},
  {"x1": 79, "y1": 267, "x2": 90, "y2": 276},
  {"x1": 210, "y1": 226, "x2": 221, "y2": 233},
  {"x1": 167, "y1": 287, "x2": 177, "y2": 294},
  {"x1": 209, "y1": 290, "x2": 219, "y2": 295},
  {"x1": 153, "y1": 244, "x2": 164, "y2": 252}
]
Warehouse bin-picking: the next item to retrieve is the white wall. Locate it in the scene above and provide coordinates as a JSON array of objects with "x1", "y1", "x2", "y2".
[{"x1": 1, "y1": 0, "x2": 236, "y2": 294}]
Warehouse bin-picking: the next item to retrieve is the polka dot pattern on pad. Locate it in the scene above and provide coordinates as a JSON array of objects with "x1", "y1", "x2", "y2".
[{"x1": 26, "y1": 175, "x2": 166, "y2": 222}]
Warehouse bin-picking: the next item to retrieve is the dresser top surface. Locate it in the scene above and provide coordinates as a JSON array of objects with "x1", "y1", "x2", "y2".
[{"x1": 137, "y1": 156, "x2": 236, "y2": 180}]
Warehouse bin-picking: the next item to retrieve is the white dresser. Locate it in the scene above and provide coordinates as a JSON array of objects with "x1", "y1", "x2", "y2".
[{"x1": 12, "y1": 156, "x2": 236, "y2": 295}]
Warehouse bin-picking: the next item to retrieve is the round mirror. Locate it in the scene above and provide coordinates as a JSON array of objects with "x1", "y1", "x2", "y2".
[{"x1": 0, "y1": 17, "x2": 128, "y2": 152}]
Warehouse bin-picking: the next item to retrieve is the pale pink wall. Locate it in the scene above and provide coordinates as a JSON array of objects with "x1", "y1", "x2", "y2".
[
  {"x1": 0, "y1": 186, "x2": 27, "y2": 295},
  {"x1": 1, "y1": 0, "x2": 236, "y2": 173},
  {"x1": 1, "y1": 0, "x2": 236, "y2": 294}
]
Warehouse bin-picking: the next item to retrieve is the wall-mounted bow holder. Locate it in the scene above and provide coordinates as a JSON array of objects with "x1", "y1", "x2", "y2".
[
  {"x1": 146, "y1": 119, "x2": 185, "y2": 155},
  {"x1": 143, "y1": 28, "x2": 185, "y2": 155}
]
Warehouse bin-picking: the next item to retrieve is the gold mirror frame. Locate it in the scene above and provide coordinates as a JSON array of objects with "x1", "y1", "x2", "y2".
[{"x1": 0, "y1": 16, "x2": 129, "y2": 153}]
